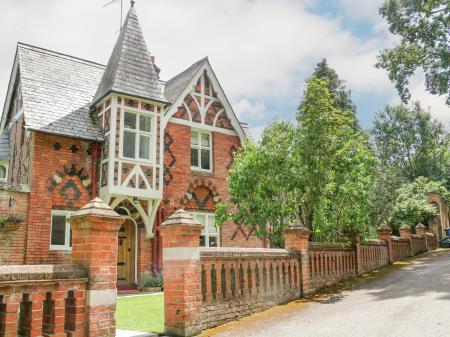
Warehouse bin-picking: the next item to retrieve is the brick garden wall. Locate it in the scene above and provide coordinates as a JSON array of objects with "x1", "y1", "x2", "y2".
[{"x1": 162, "y1": 214, "x2": 438, "y2": 336}]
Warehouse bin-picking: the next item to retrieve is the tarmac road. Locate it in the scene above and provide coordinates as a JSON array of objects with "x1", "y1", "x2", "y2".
[{"x1": 202, "y1": 249, "x2": 450, "y2": 337}]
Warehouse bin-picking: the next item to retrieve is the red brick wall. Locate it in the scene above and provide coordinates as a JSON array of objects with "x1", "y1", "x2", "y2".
[
  {"x1": 26, "y1": 132, "x2": 94, "y2": 264},
  {"x1": 137, "y1": 227, "x2": 152, "y2": 282},
  {"x1": 0, "y1": 189, "x2": 29, "y2": 264},
  {"x1": 163, "y1": 121, "x2": 262, "y2": 248}
]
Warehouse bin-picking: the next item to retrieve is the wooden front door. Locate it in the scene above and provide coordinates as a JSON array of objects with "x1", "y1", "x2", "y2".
[{"x1": 117, "y1": 219, "x2": 135, "y2": 284}]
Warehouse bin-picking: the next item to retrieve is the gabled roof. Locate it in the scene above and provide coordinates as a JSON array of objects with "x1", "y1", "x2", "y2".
[
  {"x1": 164, "y1": 57, "x2": 208, "y2": 104},
  {"x1": 14, "y1": 43, "x2": 105, "y2": 141},
  {"x1": 92, "y1": 5, "x2": 166, "y2": 105}
]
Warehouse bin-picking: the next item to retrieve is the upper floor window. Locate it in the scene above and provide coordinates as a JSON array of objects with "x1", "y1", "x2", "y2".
[
  {"x1": 191, "y1": 131, "x2": 212, "y2": 171},
  {"x1": 50, "y1": 211, "x2": 72, "y2": 250},
  {"x1": 190, "y1": 212, "x2": 219, "y2": 247},
  {"x1": 122, "y1": 111, "x2": 153, "y2": 161}
]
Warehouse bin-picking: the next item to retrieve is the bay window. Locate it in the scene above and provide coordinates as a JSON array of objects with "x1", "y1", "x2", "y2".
[
  {"x1": 191, "y1": 131, "x2": 212, "y2": 171},
  {"x1": 123, "y1": 111, "x2": 153, "y2": 161}
]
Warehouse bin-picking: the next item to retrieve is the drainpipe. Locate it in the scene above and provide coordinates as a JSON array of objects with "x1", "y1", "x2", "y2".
[{"x1": 91, "y1": 143, "x2": 100, "y2": 198}]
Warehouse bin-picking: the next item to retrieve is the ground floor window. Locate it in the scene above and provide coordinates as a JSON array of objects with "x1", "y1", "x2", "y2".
[
  {"x1": 190, "y1": 212, "x2": 219, "y2": 247},
  {"x1": 50, "y1": 211, "x2": 72, "y2": 250}
]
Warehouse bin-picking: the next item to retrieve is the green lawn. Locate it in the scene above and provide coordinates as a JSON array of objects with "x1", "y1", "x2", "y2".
[{"x1": 116, "y1": 294, "x2": 164, "y2": 334}]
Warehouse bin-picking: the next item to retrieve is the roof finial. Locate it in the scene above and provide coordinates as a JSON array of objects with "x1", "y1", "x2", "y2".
[{"x1": 131, "y1": 0, "x2": 135, "y2": 6}]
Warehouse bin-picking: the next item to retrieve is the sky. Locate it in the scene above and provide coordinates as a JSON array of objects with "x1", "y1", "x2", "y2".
[{"x1": 0, "y1": 0, "x2": 448, "y2": 140}]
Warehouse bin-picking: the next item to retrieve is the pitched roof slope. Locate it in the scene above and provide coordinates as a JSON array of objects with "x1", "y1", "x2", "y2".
[
  {"x1": 17, "y1": 43, "x2": 105, "y2": 141},
  {"x1": 93, "y1": 5, "x2": 166, "y2": 105},
  {"x1": 164, "y1": 57, "x2": 208, "y2": 104}
]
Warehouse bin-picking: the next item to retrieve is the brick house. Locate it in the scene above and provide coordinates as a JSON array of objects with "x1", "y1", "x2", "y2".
[{"x1": 0, "y1": 3, "x2": 262, "y2": 287}]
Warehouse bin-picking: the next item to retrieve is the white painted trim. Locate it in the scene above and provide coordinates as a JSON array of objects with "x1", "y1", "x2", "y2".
[
  {"x1": 163, "y1": 60, "x2": 246, "y2": 142},
  {"x1": 87, "y1": 289, "x2": 117, "y2": 306},
  {"x1": 163, "y1": 247, "x2": 200, "y2": 261},
  {"x1": 189, "y1": 212, "x2": 220, "y2": 248},
  {"x1": 49, "y1": 210, "x2": 73, "y2": 251},
  {"x1": 190, "y1": 129, "x2": 213, "y2": 172},
  {"x1": 169, "y1": 117, "x2": 238, "y2": 137}
]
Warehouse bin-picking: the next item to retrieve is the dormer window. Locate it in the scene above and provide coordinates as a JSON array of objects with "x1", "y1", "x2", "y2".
[{"x1": 122, "y1": 111, "x2": 153, "y2": 161}]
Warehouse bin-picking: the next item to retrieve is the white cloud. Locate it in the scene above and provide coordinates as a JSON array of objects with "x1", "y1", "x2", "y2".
[
  {"x1": 0, "y1": 0, "x2": 448, "y2": 130},
  {"x1": 233, "y1": 98, "x2": 268, "y2": 121}
]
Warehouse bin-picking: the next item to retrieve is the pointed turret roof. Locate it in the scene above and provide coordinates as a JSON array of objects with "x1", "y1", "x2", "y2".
[{"x1": 92, "y1": 3, "x2": 167, "y2": 105}]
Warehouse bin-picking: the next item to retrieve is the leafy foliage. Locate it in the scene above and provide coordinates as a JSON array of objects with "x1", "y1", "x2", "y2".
[
  {"x1": 217, "y1": 67, "x2": 376, "y2": 245},
  {"x1": 216, "y1": 121, "x2": 298, "y2": 248},
  {"x1": 370, "y1": 103, "x2": 450, "y2": 226},
  {"x1": 390, "y1": 177, "x2": 449, "y2": 232},
  {"x1": 376, "y1": 0, "x2": 450, "y2": 104}
]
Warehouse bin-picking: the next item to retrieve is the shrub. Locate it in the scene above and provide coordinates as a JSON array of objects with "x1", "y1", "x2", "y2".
[{"x1": 143, "y1": 276, "x2": 163, "y2": 288}]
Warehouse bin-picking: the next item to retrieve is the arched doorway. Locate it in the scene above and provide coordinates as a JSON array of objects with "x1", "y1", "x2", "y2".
[{"x1": 117, "y1": 218, "x2": 136, "y2": 285}]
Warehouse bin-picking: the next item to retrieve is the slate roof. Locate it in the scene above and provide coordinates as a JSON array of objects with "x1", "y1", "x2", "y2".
[
  {"x1": 92, "y1": 5, "x2": 166, "y2": 105},
  {"x1": 17, "y1": 43, "x2": 105, "y2": 141},
  {"x1": 0, "y1": 130, "x2": 10, "y2": 160},
  {"x1": 164, "y1": 57, "x2": 208, "y2": 104}
]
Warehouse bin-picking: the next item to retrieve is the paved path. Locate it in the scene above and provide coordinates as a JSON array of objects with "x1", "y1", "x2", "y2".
[{"x1": 203, "y1": 249, "x2": 450, "y2": 337}]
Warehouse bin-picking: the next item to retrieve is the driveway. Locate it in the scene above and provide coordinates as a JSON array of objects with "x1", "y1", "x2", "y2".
[{"x1": 202, "y1": 249, "x2": 450, "y2": 337}]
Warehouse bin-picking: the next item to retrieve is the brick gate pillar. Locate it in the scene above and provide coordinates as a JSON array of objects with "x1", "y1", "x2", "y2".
[
  {"x1": 415, "y1": 223, "x2": 428, "y2": 251},
  {"x1": 68, "y1": 197, "x2": 123, "y2": 337},
  {"x1": 160, "y1": 209, "x2": 203, "y2": 337},
  {"x1": 399, "y1": 225, "x2": 413, "y2": 257},
  {"x1": 282, "y1": 224, "x2": 311, "y2": 295},
  {"x1": 377, "y1": 224, "x2": 393, "y2": 264}
]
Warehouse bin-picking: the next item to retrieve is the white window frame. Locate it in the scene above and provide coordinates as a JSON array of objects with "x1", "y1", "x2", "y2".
[
  {"x1": 0, "y1": 161, "x2": 8, "y2": 182},
  {"x1": 50, "y1": 210, "x2": 73, "y2": 251},
  {"x1": 121, "y1": 110, "x2": 155, "y2": 163},
  {"x1": 189, "y1": 212, "x2": 220, "y2": 247},
  {"x1": 190, "y1": 130, "x2": 213, "y2": 172}
]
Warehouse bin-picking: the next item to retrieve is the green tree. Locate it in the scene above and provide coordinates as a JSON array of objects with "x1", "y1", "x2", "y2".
[
  {"x1": 296, "y1": 77, "x2": 376, "y2": 240},
  {"x1": 312, "y1": 59, "x2": 357, "y2": 117},
  {"x1": 376, "y1": 0, "x2": 450, "y2": 104},
  {"x1": 390, "y1": 177, "x2": 449, "y2": 232},
  {"x1": 217, "y1": 75, "x2": 376, "y2": 245},
  {"x1": 370, "y1": 103, "x2": 450, "y2": 226},
  {"x1": 216, "y1": 121, "x2": 298, "y2": 248},
  {"x1": 372, "y1": 103, "x2": 450, "y2": 185}
]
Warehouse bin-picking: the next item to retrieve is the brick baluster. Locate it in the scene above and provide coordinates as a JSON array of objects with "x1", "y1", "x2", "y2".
[
  {"x1": 399, "y1": 225, "x2": 413, "y2": 257},
  {"x1": 4, "y1": 294, "x2": 20, "y2": 337},
  {"x1": 69, "y1": 197, "x2": 123, "y2": 337},
  {"x1": 282, "y1": 224, "x2": 311, "y2": 296},
  {"x1": 160, "y1": 209, "x2": 203, "y2": 337},
  {"x1": 377, "y1": 224, "x2": 393, "y2": 264},
  {"x1": 415, "y1": 223, "x2": 428, "y2": 251}
]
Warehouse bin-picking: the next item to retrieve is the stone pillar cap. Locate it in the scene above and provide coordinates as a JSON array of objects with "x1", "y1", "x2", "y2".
[
  {"x1": 284, "y1": 223, "x2": 311, "y2": 233},
  {"x1": 70, "y1": 197, "x2": 121, "y2": 219},
  {"x1": 161, "y1": 209, "x2": 202, "y2": 227},
  {"x1": 399, "y1": 224, "x2": 411, "y2": 230},
  {"x1": 415, "y1": 223, "x2": 426, "y2": 229},
  {"x1": 377, "y1": 224, "x2": 392, "y2": 231}
]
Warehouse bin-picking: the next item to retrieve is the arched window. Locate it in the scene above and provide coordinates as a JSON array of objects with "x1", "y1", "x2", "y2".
[{"x1": 0, "y1": 165, "x2": 7, "y2": 180}]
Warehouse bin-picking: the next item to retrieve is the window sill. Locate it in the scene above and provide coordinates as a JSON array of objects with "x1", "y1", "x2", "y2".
[
  {"x1": 49, "y1": 246, "x2": 72, "y2": 252},
  {"x1": 191, "y1": 168, "x2": 213, "y2": 176}
]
